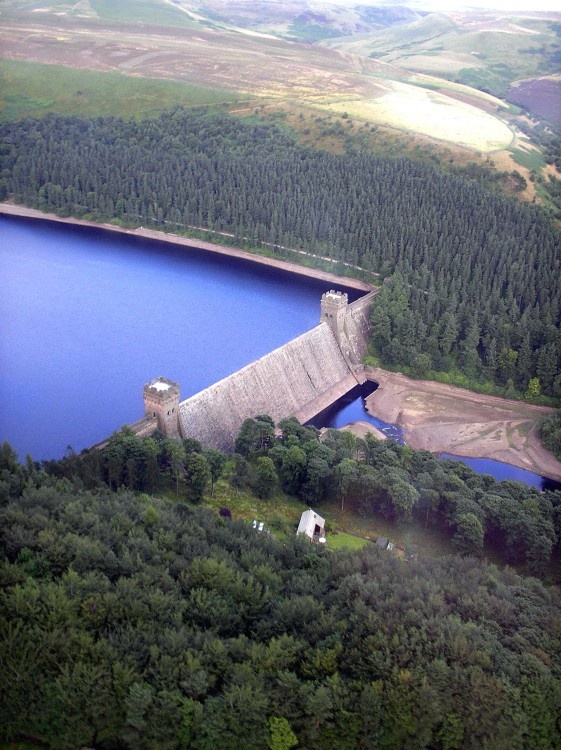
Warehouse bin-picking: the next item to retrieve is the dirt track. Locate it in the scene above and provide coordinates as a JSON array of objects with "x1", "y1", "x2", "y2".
[{"x1": 365, "y1": 368, "x2": 561, "y2": 481}]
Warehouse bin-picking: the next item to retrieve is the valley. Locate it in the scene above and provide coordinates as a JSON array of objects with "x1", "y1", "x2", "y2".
[{"x1": 1, "y1": 0, "x2": 560, "y2": 200}]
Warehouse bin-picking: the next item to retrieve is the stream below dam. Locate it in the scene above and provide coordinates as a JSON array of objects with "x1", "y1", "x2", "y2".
[{"x1": 307, "y1": 382, "x2": 561, "y2": 492}]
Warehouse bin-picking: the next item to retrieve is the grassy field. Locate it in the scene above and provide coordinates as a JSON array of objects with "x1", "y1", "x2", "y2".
[
  {"x1": 158, "y1": 459, "x2": 456, "y2": 558},
  {"x1": 327, "y1": 531, "x2": 370, "y2": 551},
  {"x1": 315, "y1": 82, "x2": 514, "y2": 152},
  {"x1": 0, "y1": 59, "x2": 241, "y2": 121}
]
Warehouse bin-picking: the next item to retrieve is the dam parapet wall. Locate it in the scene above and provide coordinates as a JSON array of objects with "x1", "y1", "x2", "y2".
[{"x1": 320, "y1": 289, "x2": 376, "y2": 364}]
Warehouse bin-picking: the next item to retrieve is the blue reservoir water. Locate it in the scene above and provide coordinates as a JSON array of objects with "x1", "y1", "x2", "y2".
[
  {"x1": 0, "y1": 215, "x2": 353, "y2": 460},
  {"x1": 439, "y1": 454, "x2": 561, "y2": 492}
]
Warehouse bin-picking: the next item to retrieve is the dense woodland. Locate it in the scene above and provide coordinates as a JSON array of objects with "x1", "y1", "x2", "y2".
[
  {"x1": 539, "y1": 409, "x2": 561, "y2": 460},
  {"x1": 2, "y1": 430, "x2": 561, "y2": 750},
  {"x1": 1, "y1": 110, "x2": 560, "y2": 398},
  {"x1": 22, "y1": 412, "x2": 561, "y2": 580}
]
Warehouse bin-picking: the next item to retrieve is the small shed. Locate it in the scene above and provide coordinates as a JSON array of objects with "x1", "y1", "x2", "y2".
[
  {"x1": 376, "y1": 536, "x2": 394, "y2": 552},
  {"x1": 297, "y1": 509, "x2": 326, "y2": 543}
]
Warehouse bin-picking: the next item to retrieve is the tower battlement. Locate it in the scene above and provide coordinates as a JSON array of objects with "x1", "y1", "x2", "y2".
[
  {"x1": 321, "y1": 289, "x2": 348, "y2": 315},
  {"x1": 321, "y1": 289, "x2": 348, "y2": 342},
  {"x1": 143, "y1": 377, "x2": 181, "y2": 437}
]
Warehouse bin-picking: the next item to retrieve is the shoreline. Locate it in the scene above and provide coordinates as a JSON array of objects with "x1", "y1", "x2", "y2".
[
  {"x1": 0, "y1": 203, "x2": 374, "y2": 292},
  {"x1": 3, "y1": 203, "x2": 560, "y2": 481},
  {"x1": 364, "y1": 368, "x2": 561, "y2": 483}
]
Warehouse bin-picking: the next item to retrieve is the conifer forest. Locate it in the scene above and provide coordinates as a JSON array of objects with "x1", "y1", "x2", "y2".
[{"x1": 1, "y1": 109, "x2": 560, "y2": 397}]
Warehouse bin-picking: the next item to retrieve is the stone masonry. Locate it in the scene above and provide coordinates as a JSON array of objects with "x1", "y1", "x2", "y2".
[{"x1": 139, "y1": 289, "x2": 376, "y2": 450}]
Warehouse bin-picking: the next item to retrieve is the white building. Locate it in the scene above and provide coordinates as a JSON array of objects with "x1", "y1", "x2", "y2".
[{"x1": 297, "y1": 509, "x2": 326, "y2": 543}]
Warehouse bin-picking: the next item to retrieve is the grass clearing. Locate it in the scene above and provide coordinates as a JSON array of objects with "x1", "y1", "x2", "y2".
[
  {"x1": 326, "y1": 502, "x2": 455, "y2": 558},
  {"x1": 314, "y1": 82, "x2": 514, "y2": 152},
  {"x1": 0, "y1": 60, "x2": 240, "y2": 122},
  {"x1": 508, "y1": 144, "x2": 546, "y2": 171},
  {"x1": 156, "y1": 465, "x2": 517, "y2": 562},
  {"x1": 160, "y1": 464, "x2": 391, "y2": 554},
  {"x1": 197, "y1": 469, "x2": 455, "y2": 559},
  {"x1": 327, "y1": 531, "x2": 370, "y2": 551},
  {"x1": 205, "y1": 482, "x2": 377, "y2": 552}
]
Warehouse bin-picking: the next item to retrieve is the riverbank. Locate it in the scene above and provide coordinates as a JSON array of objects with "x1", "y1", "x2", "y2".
[
  {"x1": 0, "y1": 203, "x2": 374, "y2": 292},
  {"x1": 365, "y1": 368, "x2": 561, "y2": 482}
]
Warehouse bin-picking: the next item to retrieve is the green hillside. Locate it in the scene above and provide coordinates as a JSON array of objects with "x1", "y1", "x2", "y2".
[
  {"x1": 322, "y1": 13, "x2": 561, "y2": 97},
  {"x1": 0, "y1": 60, "x2": 240, "y2": 122}
]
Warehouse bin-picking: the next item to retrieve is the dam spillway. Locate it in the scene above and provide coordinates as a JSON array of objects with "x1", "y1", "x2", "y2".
[{"x1": 143, "y1": 289, "x2": 377, "y2": 451}]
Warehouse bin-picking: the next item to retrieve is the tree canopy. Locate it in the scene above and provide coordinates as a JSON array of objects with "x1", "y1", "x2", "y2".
[{"x1": 1, "y1": 442, "x2": 561, "y2": 749}]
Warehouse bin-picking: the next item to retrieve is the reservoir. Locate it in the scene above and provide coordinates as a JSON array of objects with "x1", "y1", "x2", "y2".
[
  {"x1": 0, "y1": 215, "x2": 357, "y2": 461},
  {"x1": 1, "y1": 214, "x2": 559, "y2": 492}
]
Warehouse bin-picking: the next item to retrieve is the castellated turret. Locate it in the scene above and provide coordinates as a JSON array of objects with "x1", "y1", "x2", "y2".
[
  {"x1": 143, "y1": 377, "x2": 181, "y2": 438},
  {"x1": 321, "y1": 290, "x2": 348, "y2": 344}
]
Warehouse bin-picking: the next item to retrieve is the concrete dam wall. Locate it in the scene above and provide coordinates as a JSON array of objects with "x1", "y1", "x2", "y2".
[
  {"x1": 141, "y1": 289, "x2": 376, "y2": 451},
  {"x1": 178, "y1": 322, "x2": 361, "y2": 451}
]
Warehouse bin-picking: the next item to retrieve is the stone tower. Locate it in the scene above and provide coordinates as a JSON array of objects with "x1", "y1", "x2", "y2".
[
  {"x1": 321, "y1": 290, "x2": 348, "y2": 344},
  {"x1": 143, "y1": 377, "x2": 181, "y2": 438}
]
